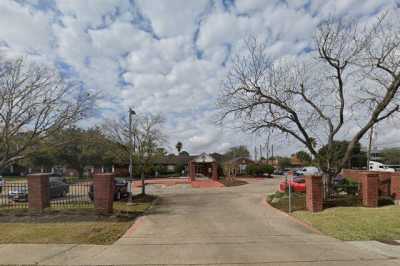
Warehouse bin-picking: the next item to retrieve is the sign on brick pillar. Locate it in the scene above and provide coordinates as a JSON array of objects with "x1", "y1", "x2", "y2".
[
  {"x1": 27, "y1": 173, "x2": 50, "y2": 210},
  {"x1": 94, "y1": 173, "x2": 114, "y2": 214},
  {"x1": 211, "y1": 162, "x2": 218, "y2": 180},
  {"x1": 362, "y1": 173, "x2": 379, "y2": 207},
  {"x1": 305, "y1": 175, "x2": 323, "y2": 212}
]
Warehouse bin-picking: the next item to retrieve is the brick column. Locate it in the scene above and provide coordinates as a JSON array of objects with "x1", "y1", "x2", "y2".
[
  {"x1": 390, "y1": 173, "x2": 400, "y2": 202},
  {"x1": 189, "y1": 161, "x2": 196, "y2": 181},
  {"x1": 362, "y1": 173, "x2": 378, "y2": 207},
  {"x1": 94, "y1": 173, "x2": 114, "y2": 214},
  {"x1": 211, "y1": 162, "x2": 218, "y2": 180},
  {"x1": 305, "y1": 175, "x2": 323, "y2": 212},
  {"x1": 28, "y1": 173, "x2": 50, "y2": 210}
]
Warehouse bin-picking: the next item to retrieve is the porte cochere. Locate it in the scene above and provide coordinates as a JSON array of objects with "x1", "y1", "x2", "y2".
[{"x1": 188, "y1": 153, "x2": 218, "y2": 181}]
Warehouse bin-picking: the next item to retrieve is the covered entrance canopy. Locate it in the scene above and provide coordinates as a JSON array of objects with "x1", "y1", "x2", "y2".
[{"x1": 188, "y1": 153, "x2": 218, "y2": 181}]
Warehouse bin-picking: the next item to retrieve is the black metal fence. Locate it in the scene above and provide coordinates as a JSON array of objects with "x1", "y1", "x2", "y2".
[
  {"x1": 0, "y1": 179, "x2": 94, "y2": 209},
  {"x1": 324, "y1": 182, "x2": 362, "y2": 207},
  {"x1": 50, "y1": 180, "x2": 93, "y2": 208},
  {"x1": 0, "y1": 182, "x2": 29, "y2": 209}
]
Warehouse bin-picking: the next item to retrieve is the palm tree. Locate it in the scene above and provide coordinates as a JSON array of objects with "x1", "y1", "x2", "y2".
[{"x1": 176, "y1": 141, "x2": 183, "y2": 153}]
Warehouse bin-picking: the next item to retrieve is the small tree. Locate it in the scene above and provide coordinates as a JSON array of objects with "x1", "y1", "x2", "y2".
[
  {"x1": 295, "y1": 151, "x2": 312, "y2": 165},
  {"x1": 263, "y1": 164, "x2": 275, "y2": 177},
  {"x1": 175, "y1": 141, "x2": 183, "y2": 153},
  {"x1": 223, "y1": 145, "x2": 250, "y2": 160},
  {"x1": 102, "y1": 113, "x2": 166, "y2": 195}
]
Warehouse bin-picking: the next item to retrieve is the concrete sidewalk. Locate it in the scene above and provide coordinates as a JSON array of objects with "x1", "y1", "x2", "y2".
[{"x1": 0, "y1": 178, "x2": 399, "y2": 265}]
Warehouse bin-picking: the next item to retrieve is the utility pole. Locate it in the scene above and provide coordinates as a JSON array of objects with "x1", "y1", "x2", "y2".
[
  {"x1": 367, "y1": 125, "x2": 374, "y2": 170},
  {"x1": 254, "y1": 146, "x2": 258, "y2": 161},
  {"x1": 128, "y1": 108, "x2": 136, "y2": 179},
  {"x1": 259, "y1": 144, "x2": 263, "y2": 160},
  {"x1": 271, "y1": 144, "x2": 274, "y2": 161}
]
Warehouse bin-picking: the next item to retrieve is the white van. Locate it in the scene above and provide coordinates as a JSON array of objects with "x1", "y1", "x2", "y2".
[
  {"x1": 369, "y1": 161, "x2": 395, "y2": 172},
  {"x1": 296, "y1": 167, "x2": 320, "y2": 176}
]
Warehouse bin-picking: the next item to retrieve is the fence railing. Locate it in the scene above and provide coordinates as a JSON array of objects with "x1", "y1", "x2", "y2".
[
  {"x1": 50, "y1": 180, "x2": 93, "y2": 208},
  {"x1": 0, "y1": 182, "x2": 29, "y2": 209},
  {"x1": 324, "y1": 182, "x2": 362, "y2": 207}
]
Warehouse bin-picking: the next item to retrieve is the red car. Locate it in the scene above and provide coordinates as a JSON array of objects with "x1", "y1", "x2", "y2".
[{"x1": 279, "y1": 176, "x2": 306, "y2": 192}]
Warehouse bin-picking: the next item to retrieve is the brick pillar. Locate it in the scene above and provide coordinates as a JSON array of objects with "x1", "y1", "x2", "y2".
[
  {"x1": 390, "y1": 174, "x2": 400, "y2": 202},
  {"x1": 28, "y1": 173, "x2": 50, "y2": 210},
  {"x1": 211, "y1": 162, "x2": 218, "y2": 180},
  {"x1": 94, "y1": 173, "x2": 114, "y2": 214},
  {"x1": 189, "y1": 161, "x2": 196, "y2": 181},
  {"x1": 305, "y1": 175, "x2": 323, "y2": 212},
  {"x1": 362, "y1": 173, "x2": 378, "y2": 207}
]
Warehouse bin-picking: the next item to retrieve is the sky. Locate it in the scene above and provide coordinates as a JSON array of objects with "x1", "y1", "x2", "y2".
[{"x1": 0, "y1": 0, "x2": 398, "y2": 157}]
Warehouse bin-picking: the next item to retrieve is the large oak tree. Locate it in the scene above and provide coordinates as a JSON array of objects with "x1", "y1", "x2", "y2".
[{"x1": 218, "y1": 12, "x2": 400, "y2": 189}]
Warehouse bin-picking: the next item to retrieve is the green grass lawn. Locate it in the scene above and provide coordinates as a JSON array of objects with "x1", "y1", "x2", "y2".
[
  {"x1": 0, "y1": 200, "x2": 154, "y2": 245},
  {"x1": 293, "y1": 206, "x2": 400, "y2": 241}
]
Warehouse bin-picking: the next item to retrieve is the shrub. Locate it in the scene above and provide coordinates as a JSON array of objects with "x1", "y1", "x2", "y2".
[{"x1": 246, "y1": 164, "x2": 274, "y2": 176}]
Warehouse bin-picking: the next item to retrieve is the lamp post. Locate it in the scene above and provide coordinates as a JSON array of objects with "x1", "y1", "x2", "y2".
[
  {"x1": 128, "y1": 108, "x2": 136, "y2": 180},
  {"x1": 141, "y1": 151, "x2": 149, "y2": 195}
]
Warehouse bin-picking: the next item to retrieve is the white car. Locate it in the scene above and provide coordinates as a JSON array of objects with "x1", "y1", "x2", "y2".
[
  {"x1": 369, "y1": 161, "x2": 395, "y2": 172},
  {"x1": 296, "y1": 167, "x2": 320, "y2": 176}
]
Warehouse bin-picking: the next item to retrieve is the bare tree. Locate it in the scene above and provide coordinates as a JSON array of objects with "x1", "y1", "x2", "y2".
[
  {"x1": 102, "y1": 113, "x2": 166, "y2": 195},
  {"x1": 0, "y1": 57, "x2": 92, "y2": 172},
  {"x1": 218, "y1": 11, "x2": 400, "y2": 189}
]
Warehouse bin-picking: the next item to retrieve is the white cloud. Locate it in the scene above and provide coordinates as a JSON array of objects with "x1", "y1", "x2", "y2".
[
  {"x1": 0, "y1": 1, "x2": 52, "y2": 53},
  {"x1": 136, "y1": 0, "x2": 209, "y2": 38},
  {"x1": 0, "y1": 0, "x2": 398, "y2": 157}
]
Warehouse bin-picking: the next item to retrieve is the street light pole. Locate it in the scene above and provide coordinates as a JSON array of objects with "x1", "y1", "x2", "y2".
[{"x1": 128, "y1": 108, "x2": 136, "y2": 179}]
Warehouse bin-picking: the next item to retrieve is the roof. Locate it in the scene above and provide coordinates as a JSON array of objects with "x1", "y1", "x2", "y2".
[
  {"x1": 156, "y1": 154, "x2": 195, "y2": 165},
  {"x1": 227, "y1": 157, "x2": 254, "y2": 164},
  {"x1": 193, "y1": 153, "x2": 216, "y2": 163}
]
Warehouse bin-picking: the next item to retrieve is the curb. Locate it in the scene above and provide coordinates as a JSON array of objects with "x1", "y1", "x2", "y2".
[
  {"x1": 262, "y1": 196, "x2": 323, "y2": 235},
  {"x1": 121, "y1": 196, "x2": 160, "y2": 238}
]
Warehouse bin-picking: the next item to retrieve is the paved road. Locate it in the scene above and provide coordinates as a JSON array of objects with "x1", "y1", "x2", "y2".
[{"x1": 1, "y1": 178, "x2": 400, "y2": 265}]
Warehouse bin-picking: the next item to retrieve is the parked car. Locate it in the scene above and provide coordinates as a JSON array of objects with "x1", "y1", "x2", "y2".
[
  {"x1": 49, "y1": 173, "x2": 67, "y2": 183},
  {"x1": 8, "y1": 180, "x2": 69, "y2": 202},
  {"x1": 88, "y1": 178, "x2": 130, "y2": 201},
  {"x1": 8, "y1": 187, "x2": 28, "y2": 202},
  {"x1": 369, "y1": 161, "x2": 395, "y2": 172},
  {"x1": 0, "y1": 176, "x2": 4, "y2": 193},
  {"x1": 279, "y1": 176, "x2": 306, "y2": 193},
  {"x1": 295, "y1": 167, "x2": 320, "y2": 176}
]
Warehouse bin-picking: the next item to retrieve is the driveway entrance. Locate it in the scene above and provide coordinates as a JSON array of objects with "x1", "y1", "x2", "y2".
[{"x1": 10, "y1": 178, "x2": 399, "y2": 265}]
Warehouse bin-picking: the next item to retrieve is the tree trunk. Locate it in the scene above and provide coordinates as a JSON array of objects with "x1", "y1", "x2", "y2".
[{"x1": 141, "y1": 164, "x2": 145, "y2": 195}]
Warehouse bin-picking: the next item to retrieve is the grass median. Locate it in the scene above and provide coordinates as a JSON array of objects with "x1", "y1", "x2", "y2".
[
  {"x1": 293, "y1": 205, "x2": 400, "y2": 241},
  {"x1": 0, "y1": 196, "x2": 156, "y2": 245}
]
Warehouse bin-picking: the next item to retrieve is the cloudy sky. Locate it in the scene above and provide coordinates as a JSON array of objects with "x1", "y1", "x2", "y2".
[{"x1": 0, "y1": 0, "x2": 398, "y2": 157}]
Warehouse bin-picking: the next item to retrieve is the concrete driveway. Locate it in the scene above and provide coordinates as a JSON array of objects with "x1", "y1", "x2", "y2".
[{"x1": 1, "y1": 178, "x2": 399, "y2": 265}]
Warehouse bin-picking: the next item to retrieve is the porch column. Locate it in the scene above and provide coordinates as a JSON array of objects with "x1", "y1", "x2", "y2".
[
  {"x1": 189, "y1": 161, "x2": 196, "y2": 181},
  {"x1": 211, "y1": 162, "x2": 218, "y2": 180}
]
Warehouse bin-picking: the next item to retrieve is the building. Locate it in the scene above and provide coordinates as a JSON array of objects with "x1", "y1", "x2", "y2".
[{"x1": 224, "y1": 157, "x2": 255, "y2": 176}]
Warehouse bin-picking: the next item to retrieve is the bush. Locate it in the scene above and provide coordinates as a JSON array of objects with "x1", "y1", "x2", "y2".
[{"x1": 246, "y1": 164, "x2": 274, "y2": 176}]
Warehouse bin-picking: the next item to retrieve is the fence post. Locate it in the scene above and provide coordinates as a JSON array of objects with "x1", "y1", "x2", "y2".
[
  {"x1": 362, "y1": 173, "x2": 378, "y2": 207},
  {"x1": 305, "y1": 175, "x2": 323, "y2": 212},
  {"x1": 94, "y1": 173, "x2": 114, "y2": 214},
  {"x1": 27, "y1": 173, "x2": 50, "y2": 211}
]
